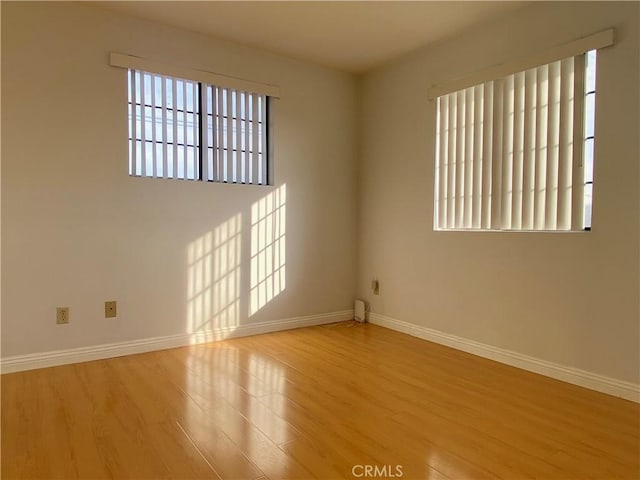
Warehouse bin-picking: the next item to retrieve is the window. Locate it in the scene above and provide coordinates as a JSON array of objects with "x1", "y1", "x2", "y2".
[
  {"x1": 128, "y1": 69, "x2": 270, "y2": 185},
  {"x1": 433, "y1": 50, "x2": 598, "y2": 231},
  {"x1": 583, "y1": 50, "x2": 597, "y2": 230}
]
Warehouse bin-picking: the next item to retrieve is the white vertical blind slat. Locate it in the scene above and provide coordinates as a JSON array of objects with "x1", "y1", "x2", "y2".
[
  {"x1": 545, "y1": 60, "x2": 561, "y2": 230},
  {"x1": 490, "y1": 79, "x2": 504, "y2": 230},
  {"x1": 182, "y1": 80, "x2": 188, "y2": 180},
  {"x1": 251, "y1": 93, "x2": 260, "y2": 185},
  {"x1": 472, "y1": 85, "x2": 483, "y2": 228},
  {"x1": 260, "y1": 96, "x2": 268, "y2": 184},
  {"x1": 434, "y1": 97, "x2": 441, "y2": 228},
  {"x1": 464, "y1": 87, "x2": 474, "y2": 228},
  {"x1": 172, "y1": 78, "x2": 178, "y2": 179},
  {"x1": 455, "y1": 90, "x2": 465, "y2": 228},
  {"x1": 481, "y1": 82, "x2": 493, "y2": 229},
  {"x1": 193, "y1": 81, "x2": 198, "y2": 180},
  {"x1": 534, "y1": 64, "x2": 549, "y2": 230},
  {"x1": 500, "y1": 75, "x2": 514, "y2": 230},
  {"x1": 225, "y1": 89, "x2": 235, "y2": 182},
  {"x1": 201, "y1": 84, "x2": 208, "y2": 181},
  {"x1": 161, "y1": 76, "x2": 168, "y2": 179},
  {"x1": 140, "y1": 72, "x2": 147, "y2": 177},
  {"x1": 511, "y1": 72, "x2": 525, "y2": 229},
  {"x1": 571, "y1": 54, "x2": 586, "y2": 231},
  {"x1": 216, "y1": 87, "x2": 224, "y2": 182},
  {"x1": 209, "y1": 86, "x2": 216, "y2": 181},
  {"x1": 448, "y1": 95, "x2": 454, "y2": 229},
  {"x1": 234, "y1": 90, "x2": 241, "y2": 182},
  {"x1": 447, "y1": 94, "x2": 457, "y2": 229},
  {"x1": 437, "y1": 96, "x2": 449, "y2": 229},
  {"x1": 522, "y1": 68, "x2": 537, "y2": 230},
  {"x1": 129, "y1": 70, "x2": 137, "y2": 175},
  {"x1": 557, "y1": 57, "x2": 574, "y2": 230},
  {"x1": 151, "y1": 74, "x2": 158, "y2": 177},
  {"x1": 243, "y1": 92, "x2": 250, "y2": 184}
]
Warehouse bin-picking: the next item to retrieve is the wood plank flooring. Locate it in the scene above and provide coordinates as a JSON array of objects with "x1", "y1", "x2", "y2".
[{"x1": 2, "y1": 322, "x2": 639, "y2": 479}]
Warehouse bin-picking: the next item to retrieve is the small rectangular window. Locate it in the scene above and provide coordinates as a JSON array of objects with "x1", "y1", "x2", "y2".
[
  {"x1": 583, "y1": 50, "x2": 597, "y2": 230},
  {"x1": 434, "y1": 50, "x2": 597, "y2": 231},
  {"x1": 128, "y1": 69, "x2": 270, "y2": 185}
]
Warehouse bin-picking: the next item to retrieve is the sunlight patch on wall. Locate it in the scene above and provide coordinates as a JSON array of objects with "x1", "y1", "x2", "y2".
[
  {"x1": 187, "y1": 213, "x2": 242, "y2": 334},
  {"x1": 250, "y1": 184, "x2": 286, "y2": 316}
]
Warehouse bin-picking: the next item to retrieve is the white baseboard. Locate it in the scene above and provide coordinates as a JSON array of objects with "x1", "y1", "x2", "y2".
[
  {"x1": 369, "y1": 312, "x2": 640, "y2": 403},
  {"x1": 0, "y1": 310, "x2": 353, "y2": 374}
]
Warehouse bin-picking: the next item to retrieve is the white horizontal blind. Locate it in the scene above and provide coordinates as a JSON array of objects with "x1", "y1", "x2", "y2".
[
  {"x1": 128, "y1": 70, "x2": 200, "y2": 180},
  {"x1": 434, "y1": 55, "x2": 585, "y2": 231},
  {"x1": 128, "y1": 69, "x2": 270, "y2": 185},
  {"x1": 204, "y1": 86, "x2": 268, "y2": 185}
]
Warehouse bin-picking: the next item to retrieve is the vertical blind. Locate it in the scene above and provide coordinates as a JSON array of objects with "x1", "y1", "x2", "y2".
[
  {"x1": 434, "y1": 54, "x2": 586, "y2": 231},
  {"x1": 203, "y1": 85, "x2": 268, "y2": 185},
  {"x1": 129, "y1": 70, "x2": 200, "y2": 180},
  {"x1": 128, "y1": 69, "x2": 269, "y2": 185}
]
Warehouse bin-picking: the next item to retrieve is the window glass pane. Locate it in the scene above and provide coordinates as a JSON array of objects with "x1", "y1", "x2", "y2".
[
  {"x1": 185, "y1": 85, "x2": 194, "y2": 113},
  {"x1": 143, "y1": 74, "x2": 151, "y2": 106},
  {"x1": 165, "y1": 78, "x2": 173, "y2": 109},
  {"x1": 177, "y1": 147, "x2": 184, "y2": 178},
  {"x1": 585, "y1": 93, "x2": 595, "y2": 138},
  {"x1": 155, "y1": 143, "x2": 163, "y2": 177},
  {"x1": 186, "y1": 115, "x2": 194, "y2": 146},
  {"x1": 154, "y1": 113, "x2": 163, "y2": 143},
  {"x1": 127, "y1": 69, "x2": 132, "y2": 103},
  {"x1": 176, "y1": 80, "x2": 183, "y2": 111},
  {"x1": 144, "y1": 105, "x2": 153, "y2": 148},
  {"x1": 584, "y1": 183, "x2": 593, "y2": 229},
  {"x1": 584, "y1": 137, "x2": 594, "y2": 183},
  {"x1": 145, "y1": 138, "x2": 153, "y2": 174},
  {"x1": 154, "y1": 76, "x2": 163, "y2": 101},
  {"x1": 221, "y1": 89, "x2": 227, "y2": 117},
  {"x1": 135, "y1": 72, "x2": 142, "y2": 140},
  {"x1": 207, "y1": 147, "x2": 214, "y2": 182},
  {"x1": 586, "y1": 50, "x2": 597, "y2": 93},
  {"x1": 166, "y1": 110, "x2": 173, "y2": 144},
  {"x1": 187, "y1": 148, "x2": 196, "y2": 180},
  {"x1": 167, "y1": 144, "x2": 174, "y2": 178},
  {"x1": 133, "y1": 141, "x2": 140, "y2": 175},
  {"x1": 177, "y1": 109, "x2": 184, "y2": 146}
]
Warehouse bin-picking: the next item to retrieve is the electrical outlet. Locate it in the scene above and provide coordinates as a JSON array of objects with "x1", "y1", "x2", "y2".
[
  {"x1": 56, "y1": 307, "x2": 69, "y2": 325},
  {"x1": 105, "y1": 301, "x2": 117, "y2": 318}
]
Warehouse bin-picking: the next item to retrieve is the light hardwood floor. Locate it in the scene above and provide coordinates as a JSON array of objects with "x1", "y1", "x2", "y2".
[{"x1": 2, "y1": 322, "x2": 639, "y2": 479}]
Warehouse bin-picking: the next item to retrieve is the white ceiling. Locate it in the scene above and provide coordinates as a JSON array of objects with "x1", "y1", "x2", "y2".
[{"x1": 97, "y1": 1, "x2": 529, "y2": 73}]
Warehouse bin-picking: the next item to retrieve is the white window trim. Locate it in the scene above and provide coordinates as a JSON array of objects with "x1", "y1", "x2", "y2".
[
  {"x1": 110, "y1": 52, "x2": 281, "y2": 98},
  {"x1": 428, "y1": 29, "x2": 613, "y2": 100}
]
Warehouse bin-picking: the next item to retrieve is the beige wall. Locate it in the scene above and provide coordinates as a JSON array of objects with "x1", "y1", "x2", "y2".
[
  {"x1": 1, "y1": 2, "x2": 358, "y2": 356},
  {"x1": 357, "y1": 1, "x2": 639, "y2": 384}
]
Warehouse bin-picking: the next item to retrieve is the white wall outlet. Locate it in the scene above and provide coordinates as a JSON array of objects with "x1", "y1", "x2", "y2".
[
  {"x1": 105, "y1": 301, "x2": 117, "y2": 318},
  {"x1": 56, "y1": 307, "x2": 69, "y2": 324}
]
